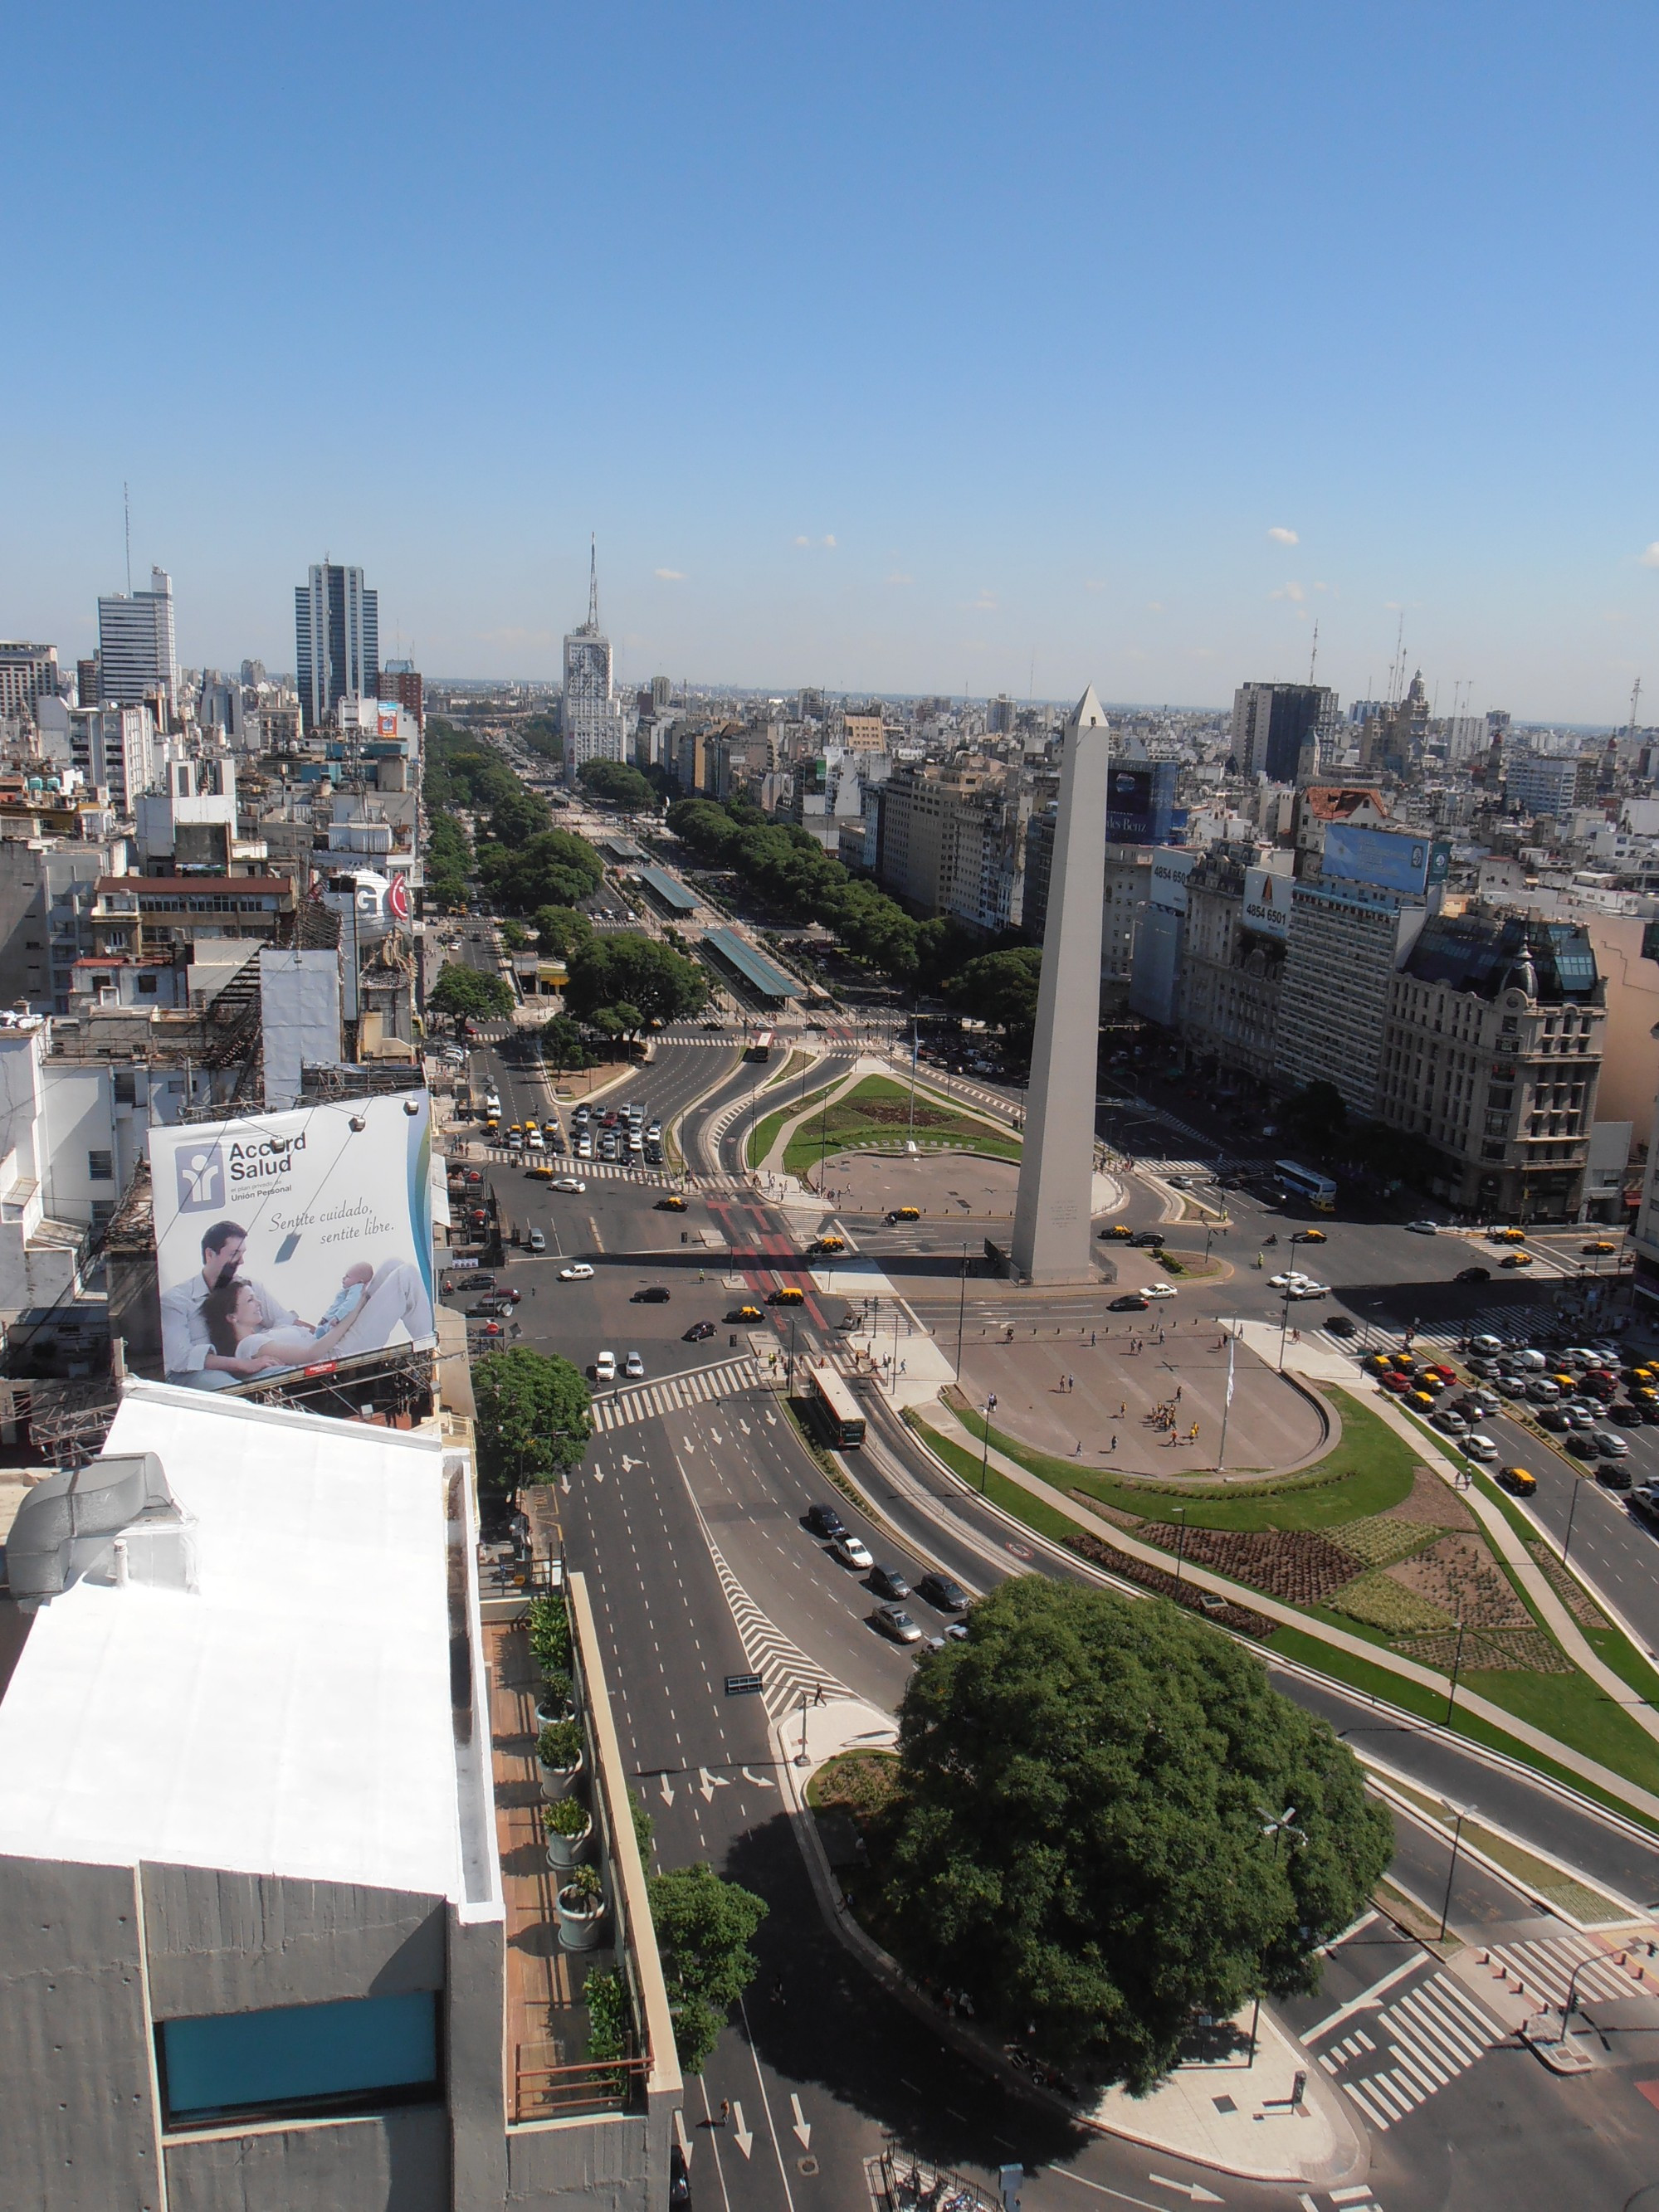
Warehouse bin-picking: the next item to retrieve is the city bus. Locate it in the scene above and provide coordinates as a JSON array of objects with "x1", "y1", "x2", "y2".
[
  {"x1": 1274, "y1": 1160, "x2": 1338, "y2": 1211},
  {"x1": 804, "y1": 1364, "x2": 866, "y2": 1450},
  {"x1": 744, "y1": 1030, "x2": 774, "y2": 1062}
]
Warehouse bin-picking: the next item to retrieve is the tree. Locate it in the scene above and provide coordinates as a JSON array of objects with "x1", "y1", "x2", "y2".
[
  {"x1": 564, "y1": 935, "x2": 708, "y2": 1028},
  {"x1": 472, "y1": 1348, "x2": 593, "y2": 1488},
  {"x1": 534, "y1": 904, "x2": 594, "y2": 961},
  {"x1": 878, "y1": 1576, "x2": 1391, "y2": 2092},
  {"x1": 540, "y1": 1013, "x2": 597, "y2": 1070},
  {"x1": 647, "y1": 1864, "x2": 768, "y2": 2073},
  {"x1": 944, "y1": 946, "x2": 1043, "y2": 1039},
  {"x1": 427, "y1": 962, "x2": 514, "y2": 1033},
  {"x1": 483, "y1": 828, "x2": 606, "y2": 914},
  {"x1": 579, "y1": 758, "x2": 656, "y2": 809}
]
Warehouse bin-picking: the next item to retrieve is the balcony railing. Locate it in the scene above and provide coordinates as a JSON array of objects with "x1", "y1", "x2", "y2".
[{"x1": 511, "y1": 2045, "x2": 648, "y2": 2122}]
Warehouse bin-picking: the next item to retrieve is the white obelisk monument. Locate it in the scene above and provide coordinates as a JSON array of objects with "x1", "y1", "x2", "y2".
[{"x1": 1010, "y1": 685, "x2": 1110, "y2": 1283}]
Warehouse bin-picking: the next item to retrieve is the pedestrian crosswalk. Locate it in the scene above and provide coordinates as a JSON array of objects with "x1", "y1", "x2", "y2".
[
  {"x1": 590, "y1": 1356, "x2": 760, "y2": 1431},
  {"x1": 1312, "y1": 1966, "x2": 1504, "y2": 2132},
  {"x1": 1482, "y1": 1931, "x2": 1658, "y2": 2020},
  {"x1": 1141, "y1": 1157, "x2": 1219, "y2": 1181}
]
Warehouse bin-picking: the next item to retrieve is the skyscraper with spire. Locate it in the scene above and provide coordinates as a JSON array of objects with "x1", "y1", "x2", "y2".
[{"x1": 561, "y1": 539, "x2": 631, "y2": 784}]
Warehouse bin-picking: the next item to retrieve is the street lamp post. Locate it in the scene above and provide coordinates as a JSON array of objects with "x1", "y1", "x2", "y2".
[
  {"x1": 954, "y1": 1243, "x2": 969, "y2": 1386},
  {"x1": 1563, "y1": 1470, "x2": 1583, "y2": 1565},
  {"x1": 1556, "y1": 1955, "x2": 1598, "y2": 2045},
  {"x1": 978, "y1": 1394, "x2": 998, "y2": 1493},
  {"x1": 1437, "y1": 1800, "x2": 1471, "y2": 1942},
  {"x1": 1250, "y1": 1804, "x2": 1307, "y2": 2059},
  {"x1": 1278, "y1": 1285, "x2": 1294, "y2": 1373},
  {"x1": 1444, "y1": 1618, "x2": 1467, "y2": 1727}
]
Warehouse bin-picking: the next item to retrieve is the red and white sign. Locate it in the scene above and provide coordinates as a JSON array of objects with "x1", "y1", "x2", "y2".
[{"x1": 386, "y1": 873, "x2": 411, "y2": 923}]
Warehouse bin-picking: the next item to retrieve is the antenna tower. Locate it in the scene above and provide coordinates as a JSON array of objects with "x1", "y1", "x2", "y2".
[
  {"x1": 588, "y1": 534, "x2": 599, "y2": 631},
  {"x1": 1308, "y1": 619, "x2": 1320, "y2": 683},
  {"x1": 123, "y1": 481, "x2": 132, "y2": 595},
  {"x1": 1628, "y1": 676, "x2": 1643, "y2": 744}
]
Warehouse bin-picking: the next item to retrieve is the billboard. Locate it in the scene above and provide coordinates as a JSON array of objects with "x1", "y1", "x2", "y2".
[
  {"x1": 378, "y1": 703, "x2": 400, "y2": 739},
  {"x1": 1242, "y1": 865, "x2": 1292, "y2": 940},
  {"x1": 1107, "y1": 761, "x2": 1178, "y2": 845},
  {"x1": 149, "y1": 1094, "x2": 435, "y2": 1389},
  {"x1": 1148, "y1": 845, "x2": 1196, "y2": 914},
  {"x1": 1322, "y1": 823, "x2": 1452, "y2": 895}
]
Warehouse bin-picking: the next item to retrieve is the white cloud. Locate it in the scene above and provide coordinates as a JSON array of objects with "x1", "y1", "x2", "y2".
[
  {"x1": 653, "y1": 568, "x2": 684, "y2": 582},
  {"x1": 886, "y1": 572, "x2": 913, "y2": 586},
  {"x1": 793, "y1": 535, "x2": 811, "y2": 548},
  {"x1": 1271, "y1": 581, "x2": 1305, "y2": 602},
  {"x1": 1084, "y1": 577, "x2": 1108, "y2": 593},
  {"x1": 1145, "y1": 600, "x2": 1165, "y2": 614},
  {"x1": 1267, "y1": 525, "x2": 1299, "y2": 545},
  {"x1": 969, "y1": 591, "x2": 998, "y2": 612},
  {"x1": 1640, "y1": 543, "x2": 1659, "y2": 568},
  {"x1": 822, "y1": 534, "x2": 837, "y2": 549}
]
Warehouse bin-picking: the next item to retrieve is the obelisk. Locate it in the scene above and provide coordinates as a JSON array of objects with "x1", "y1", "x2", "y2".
[{"x1": 1010, "y1": 684, "x2": 1110, "y2": 1283}]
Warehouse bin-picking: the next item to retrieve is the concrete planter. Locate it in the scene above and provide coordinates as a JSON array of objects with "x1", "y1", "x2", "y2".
[
  {"x1": 543, "y1": 1810, "x2": 593, "y2": 1872},
  {"x1": 555, "y1": 1883, "x2": 607, "y2": 1951},
  {"x1": 534, "y1": 1693, "x2": 574, "y2": 1732},
  {"x1": 537, "y1": 1748, "x2": 583, "y2": 1802}
]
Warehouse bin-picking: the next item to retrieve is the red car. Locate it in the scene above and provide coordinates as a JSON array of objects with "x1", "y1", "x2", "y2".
[
  {"x1": 1424, "y1": 1363, "x2": 1458, "y2": 1384},
  {"x1": 1382, "y1": 1372, "x2": 1413, "y2": 1394}
]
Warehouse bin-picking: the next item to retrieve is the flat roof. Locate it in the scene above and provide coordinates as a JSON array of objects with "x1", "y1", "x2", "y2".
[
  {"x1": 702, "y1": 925, "x2": 804, "y2": 1001},
  {"x1": 598, "y1": 835, "x2": 645, "y2": 860},
  {"x1": 634, "y1": 864, "x2": 700, "y2": 915},
  {"x1": 0, "y1": 1383, "x2": 476, "y2": 1901}
]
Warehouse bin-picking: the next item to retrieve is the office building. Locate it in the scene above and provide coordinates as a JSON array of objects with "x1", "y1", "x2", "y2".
[
  {"x1": 1230, "y1": 682, "x2": 1337, "y2": 782},
  {"x1": 875, "y1": 761, "x2": 1027, "y2": 933},
  {"x1": 0, "y1": 641, "x2": 60, "y2": 721},
  {"x1": 0, "y1": 1383, "x2": 679, "y2": 2212},
  {"x1": 381, "y1": 660, "x2": 425, "y2": 729},
  {"x1": 562, "y1": 546, "x2": 630, "y2": 781},
  {"x1": 295, "y1": 562, "x2": 379, "y2": 732},
  {"x1": 76, "y1": 655, "x2": 98, "y2": 706},
  {"x1": 97, "y1": 568, "x2": 177, "y2": 714},
  {"x1": 1505, "y1": 751, "x2": 1599, "y2": 819},
  {"x1": 1173, "y1": 846, "x2": 1289, "y2": 1082},
  {"x1": 36, "y1": 695, "x2": 158, "y2": 810},
  {"x1": 1378, "y1": 910, "x2": 1604, "y2": 1220}
]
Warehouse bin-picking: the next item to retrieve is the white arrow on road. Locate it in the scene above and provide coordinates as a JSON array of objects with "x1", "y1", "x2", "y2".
[
  {"x1": 739, "y1": 1766, "x2": 774, "y2": 1790},
  {"x1": 1148, "y1": 2180, "x2": 1222, "y2": 2205},
  {"x1": 658, "y1": 1773, "x2": 676, "y2": 1806},
  {"x1": 790, "y1": 2093, "x2": 811, "y2": 2149},
  {"x1": 592, "y1": 1464, "x2": 605, "y2": 1482},
  {"x1": 699, "y1": 1768, "x2": 731, "y2": 1803},
  {"x1": 621, "y1": 1454, "x2": 641, "y2": 1474},
  {"x1": 738, "y1": 1419, "x2": 751, "y2": 1435},
  {"x1": 710, "y1": 1428, "x2": 725, "y2": 1446},
  {"x1": 764, "y1": 1410, "x2": 777, "y2": 1426},
  {"x1": 730, "y1": 2101, "x2": 754, "y2": 2159}
]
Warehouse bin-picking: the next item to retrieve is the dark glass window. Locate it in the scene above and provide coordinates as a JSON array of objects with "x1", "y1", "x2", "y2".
[{"x1": 158, "y1": 1990, "x2": 441, "y2": 2130}]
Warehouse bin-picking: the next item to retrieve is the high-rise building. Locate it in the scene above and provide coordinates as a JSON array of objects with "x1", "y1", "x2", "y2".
[
  {"x1": 1504, "y1": 752, "x2": 1598, "y2": 820},
  {"x1": 1230, "y1": 683, "x2": 1338, "y2": 782},
  {"x1": 295, "y1": 562, "x2": 379, "y2": 733},
  {"x1": 380, "y1": 660, "x2": 424, "y2": 729},
  {"x1": 76, "y1": 656, "x2": 98, "y2": 707},
  {"x1": 561, "y1": 543, "x2": 629, "y2": 782},
  {"x1": 0, "y1": 642, "x2": 60, "y2": 722},
  {"x1": 97, "y1": 568, "x2": 177, "y2": 714}
]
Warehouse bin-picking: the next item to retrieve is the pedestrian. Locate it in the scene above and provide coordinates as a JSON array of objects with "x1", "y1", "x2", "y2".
[
  {"x1": 1108, "y1": 1434, "x2": 1117, "y2": 1452},
  {"x1": 1176, "y1": 1385, "x2": 1183, "y2": 1403},
  {"x1": 1119, "y1": 1401, "x2": 1127, "y2": 1418},
  {"x1": 1091, "y1": 1330, "x2": 1097, "y2": 1347},
  {"x1": 719, "y1": 2101, "x2": 730, "y2": 2127}
]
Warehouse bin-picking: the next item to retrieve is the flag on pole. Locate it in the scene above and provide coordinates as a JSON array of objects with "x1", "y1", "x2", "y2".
[{"x1": 1224, "y1": 1328, "x2": 1236, "y2": 1406}]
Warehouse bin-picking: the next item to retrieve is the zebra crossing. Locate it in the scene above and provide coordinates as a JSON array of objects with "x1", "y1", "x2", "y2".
[
  {"x1": 590, "y1": 1356, "x2": 760, "y2": 1432},
  {"x1": 1313, "y1": 1965, "x2": 1504, "y2": 2132},
  {"x1": 1483, "y1": 1930, "x2": 1659, "y2": 2020},
  {"x1": 684, "y1": 1476, "x2": 851, "y2": 1721}
]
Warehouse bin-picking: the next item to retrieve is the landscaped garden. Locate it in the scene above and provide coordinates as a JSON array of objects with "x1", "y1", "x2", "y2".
[{"x1": 781, "y1": 1074, "x2": 1019, "y2": 1179}]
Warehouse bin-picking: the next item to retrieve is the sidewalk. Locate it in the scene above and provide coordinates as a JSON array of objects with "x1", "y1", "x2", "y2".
[{"x1": 918, "y1": 1401, "x2": 1659, "y2": 1825}]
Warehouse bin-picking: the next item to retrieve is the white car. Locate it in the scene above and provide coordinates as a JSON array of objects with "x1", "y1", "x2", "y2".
[
  {"x1": 1463, "y1": 1433, "x2": 1500, "y2": 1462},
  {"x1": 593, "y1": 1351, "x2": 617, "y2": 1383},
  {"x1": 1142, "y1": 1283, "x2": 1178, "y2": 1299},
  {"x1": 551, "y1": 1177, "x2": 586, "y2": 1193},
  {"x1": 526, "y1": 1128, "x2": 544, "y2": 1150},
  {"x1": 624, "y1": 1351, "x2": 645, "y2": 1379},
  {"x1": 559, "y1": 1262, "x2": 595, "y2": 1281},
  {"x1": 830, "y1": 1533, "x2": 875, "y2": 1571},
  {"x1": 1268, "y1": 1271, "x2": 1308, "y2": 1290},
  {"x1": 1287, "y1": 1280, "x2": 1330, "y2": 1299},
  {"x1": 484, "y1": 1094, "x2": 502, "y2": 1117}
]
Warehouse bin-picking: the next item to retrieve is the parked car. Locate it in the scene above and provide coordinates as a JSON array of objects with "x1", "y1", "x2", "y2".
[
  {"x1": 805, "y1": 1503, "x2": 847, "y2": 1539},
  {"x1": 915, "y1": 1572, "x2": 969, "y2": 1611},
  {"x1": 559, "y1": 1262, "x2": 596, "y2": 1281},
  {"x1": 527, "y1": 1228, "x2": 546, "y2": 1253},
  {"x1": 831, "y1": 1533, "x2": 875, "y2": 1571},
  {"x1": 868, "y1": 1565, "x2": 912, "y2": 1601}
]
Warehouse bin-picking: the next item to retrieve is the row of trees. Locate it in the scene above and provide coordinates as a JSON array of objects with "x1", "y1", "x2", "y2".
[{"x1": 578, "y1": 757, "x2": 657, "y2": 809}]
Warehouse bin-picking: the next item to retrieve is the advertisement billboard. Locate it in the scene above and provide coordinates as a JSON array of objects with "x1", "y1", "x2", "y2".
[
  {"x1": 378, "y1": 703, "x2": 400, "y2": 739},
  {"x1": 149, "y1": 1094, "x2": 435, "y2": 1389},
  {"x1": 1242, "y1": 865, "x2": 1292, "y2": 940},
  {"x1": 1106, "y1": 761, "x2": 1178, "y2": 845},
  {"x1": 1322, "y1": 823, "x2": 1452, "y2": 895},
  {"x1": 1148, "y1": 845, "x2": 1196, "y2": 914}
]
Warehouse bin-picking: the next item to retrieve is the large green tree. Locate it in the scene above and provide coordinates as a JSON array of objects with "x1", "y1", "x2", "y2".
[
  {"x1": 540, "y1": 1012, "x2": 597, "y2": 1070},
  {"x1": 481, "y1": 828, "x2": 606, "y2": 913},
  {"x1": 427, "y1": 962, "x2": 514, "y2": 1032},
  {"x1": 564, "y1": 934, "x2": 708, "y2": 1027},
  {"x1": 648, "y1": 1864, "x2": 768, "y2": 2073},
  {"x1": 534, "y1": 904, "x2": 594, "y2": 961},
  {"x1": 944, "y1": 945, "x2": 1043, "y2": 1039},
  {"x1": 580, "y1": 758, "x2": 656, "y2": 809},
  {"x1": 879, "y1": 1576, "x2": 1391, "y2": 2091},
  {"x1": 472, "y1": 1348, "x2": 593, "y2": 1488}
]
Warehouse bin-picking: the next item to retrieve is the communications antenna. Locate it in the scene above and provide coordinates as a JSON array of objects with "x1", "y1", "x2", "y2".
[
  {"x1": 588, "y1": 534, "x2": 599, "y2": 631},
  {"x1": 1307, "y1": 619, "x2": 1320, "y2": 683},
  {"x1": 123, "y1": 481, "x2": 132, "y2": 594},
  {"x1": 1628, "y1": 675, "x2": 1643, "y2": 744}
]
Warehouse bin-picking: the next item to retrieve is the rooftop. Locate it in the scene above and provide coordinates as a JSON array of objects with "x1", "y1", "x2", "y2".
[
  {"x1": 0, "y1": 1382, "x2": 490, "y2": 1906},
  {"x1": 702, "y1": 925, "x2": 804, "y2": 1001},
  {"x1": 632, "y1": 864, "x2": 700, "y2": 915}
]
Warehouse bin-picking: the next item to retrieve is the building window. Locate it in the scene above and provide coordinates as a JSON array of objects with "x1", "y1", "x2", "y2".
[
  {"x1": 87, "y1": 1150, "x2": 114, "y2": 1182},
  {"x1": 90, "y1": 1199, "x2": 115, "y2": 1227},
  {"x1": 156, "y1": 1990, "x2": 442, "y2": 2131},
  {"x1": 114, "y1": 1073, "x2": 136, "y2": 1104}
]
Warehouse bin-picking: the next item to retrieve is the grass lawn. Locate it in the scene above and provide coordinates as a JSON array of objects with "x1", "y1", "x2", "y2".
[
  {"x1": 782, "y1": 1074, "x2": 1020, "y2": 1178},
  {"x1": 905, "y1": 1413, "x2": 1090, "y2": 1544},
  {"x1": 949, "y1": 1386, "x2": 1416, "y2": 1532},
  {"x1": 747, "y1": 1081, "x2": 837, "y2": 1168}
]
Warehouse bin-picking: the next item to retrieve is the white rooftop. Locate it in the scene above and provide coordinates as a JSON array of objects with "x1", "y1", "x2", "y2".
[{"x1": 0, "y1": 1381, "x2": 474, "y2": 1900}]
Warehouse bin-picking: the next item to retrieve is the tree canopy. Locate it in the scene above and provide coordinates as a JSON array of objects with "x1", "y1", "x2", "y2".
[
  {"x1": 878, "y1": 1576, "x2": 1391, "y2": 2092},
  {"x1": 471, "y1": 1348, "x2": 593, "y2": 1488},
  {"x1": 564, "y1": 933, "x2": 708, "y2": 1029},
  {"x1": 539, "y1": 1012, "x2": 598, "y2": 1069},
  {"x1": 479, "y1": 827, "x2": 606, "y2": 913},
  {"x1": 427, "y1": 962, "x2": 514, "y2": 1030},
  {"x1": 647, "y1": 1864, "x2": 768, "y2": 2074},
  {"x1": 579, "y1": 758, "x2": 657, "y2": 809},
  {"x1": 944, "y1": 945, "x2": 1043, "y2": 1038},
  {"x1": 534, "y1": 904, "x2": 594, "y2": 960}
]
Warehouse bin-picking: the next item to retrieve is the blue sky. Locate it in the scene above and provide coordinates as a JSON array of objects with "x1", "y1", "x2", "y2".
[{"x1": 6, "y1": 2, "x2": 1657, "y2": 719}]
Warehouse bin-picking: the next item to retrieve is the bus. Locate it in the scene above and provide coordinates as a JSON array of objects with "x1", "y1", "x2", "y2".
[
  {"x1": 1274, "y1": 1159, "x2": 1337, "y2": 1211},
  {"x1": 804, "y1": 1364, "x2": 866, "y2": 1450},
  {"x1": 744, "y1": 1030, "x2": 774, "y2": 1062}
]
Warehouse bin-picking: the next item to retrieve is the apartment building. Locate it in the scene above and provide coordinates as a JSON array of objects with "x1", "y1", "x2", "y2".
[
  {"x1": 875, "y1": 759, "x2": 1027, "y2": 932},
  {"x1": 0, "y1": 641, "x2": 59, "y2": 720},
  {"x1": 0, "y1": 1384, "x2": 679, "y2": 2212},
  {"x1": 1378, "y1": 909, "x2": 1605, "y2": 1220},
  {"x1": 1276, "y1": 875, "x2": 1432, "y2": 1115},
  {"x1": 1175, "y1": 847, "x2": 1288, "y2": 1083}
]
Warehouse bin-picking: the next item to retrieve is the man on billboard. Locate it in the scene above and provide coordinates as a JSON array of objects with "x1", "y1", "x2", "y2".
[
  {"x1": 159, "y1": 1219, "x2": 303, "y2": 1387},
  {"x1": 161, "y1": 1227, "x2": 434, "y2": 1386}
]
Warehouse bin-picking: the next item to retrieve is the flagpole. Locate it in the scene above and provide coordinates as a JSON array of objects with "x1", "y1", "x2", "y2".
[{"x1": 1215, "y1": 1324, "x2": 1236, "y2": 1472}]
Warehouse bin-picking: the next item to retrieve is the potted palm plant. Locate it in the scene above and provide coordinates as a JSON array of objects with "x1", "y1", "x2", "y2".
[
  {"x1": 536, "y1": 1717, "x2": 583, "y2": 1800},
  {"x1": 534, "y1": 1669, "x2": 574, "y2": 1731},
  {"x1": 556, "y1": 1861, "x2": 607, "y2": 1951},
  {"x1": 541, "y1": 1793, "x2": 593, "y2": 1870}
]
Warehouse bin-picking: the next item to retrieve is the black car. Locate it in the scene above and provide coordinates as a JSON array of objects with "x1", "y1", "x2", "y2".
[
  {"x1": 1110, "y1": 1294, "x2": 1150, "y2": 1312},
  {"x1": 631, "y1": 1286, "x2": 671, "y2": 1303},
  {"x1": 1567, "y1": 1432, "x2": 1599, "y2": 1459},
  {"x1": 915, "y1": 1571, "x2": 969, "y2": 1612},
  {"x1": 683, "y1": 1319, "x2": 716, "y2": 1342},
  {"x1": 868, "y1": 1564, "x2": 912, "y2": 1601},
  {"x1": 1538, "y1": 1406, "x2": 1573, "y2": 1432},
  {"x1": 1598, "y1": 1458, "x2": 1633, "y2": 1490},
  {"x1": 1609, "y1": 1401, "x2": 1645, "y2": 1427},
  {"x1": 1324, "y1": 1315, "x2": 1357, "y2": 1337},
  {"x1": 805, "y1": 1503, "x2": 847, "y2": 1540},
  {"x1": 1130, "y1": 1230, "x2": 1166, "y2": 1247},
  {"x1": 1456, "y1": 1265, "x2": 1491, "y2": 1284}
]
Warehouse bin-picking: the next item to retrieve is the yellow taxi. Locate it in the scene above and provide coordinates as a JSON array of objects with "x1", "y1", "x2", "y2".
[
  {"x1": 1499, "y1": 1250, "x2": 1534, "y2": 1269},
  {"x1": 811, "y1": 1234, "x2": 847, "y2": 1255},
  {"x1": 1406, "y1": 1389, "x2": 1437, "y2": 1414},
  {"x1": 1488, "y1": 1225, "x2": 1527, "y2": 1244},
  {"x1": 770, "y1": 1286, "x2": 806, "y2": 1306},
  {"x1": 655, "y1": 1195, "x2": 688, "y2": 1211},
  {"x1": 1102, "y1": 1223, "x2": 1134, "y2": 1241},
  {"x1": 727, "y1": 1303, "x2": 763, "y2": 1323},
  {"x1": 1583, "y1": 1240, "x2": 1619, "y2": 1256},
  {"x1": 1497, "y1": 1465, "x2": 1537, "y2": 1496},
  {"x1": 527, "y1": 1163, "x2": 555, "y2": 1182},
  {"x1": 1364, "y1": 1352, "x2": 1394, "y2": 1377}
]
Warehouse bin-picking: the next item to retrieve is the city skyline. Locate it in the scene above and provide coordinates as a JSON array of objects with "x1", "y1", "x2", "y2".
[{"x1": 6, "y1": 4, "x2": 1658, "y2": 719}]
